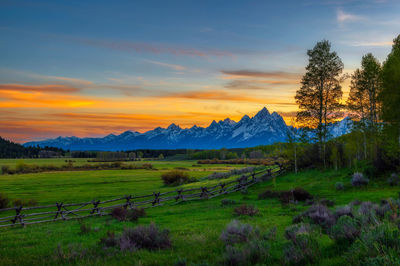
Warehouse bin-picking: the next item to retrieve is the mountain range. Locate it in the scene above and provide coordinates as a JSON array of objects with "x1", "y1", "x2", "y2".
[{"x1": 23, "y1": 107, "x2": 352, "y2": 151}]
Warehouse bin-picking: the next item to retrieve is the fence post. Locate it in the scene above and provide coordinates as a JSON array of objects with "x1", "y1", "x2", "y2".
[
  {"x1": 200, "y1": 187, "x2": 209, "y2": 198},
  {"x1": 219, "y1": 183, "x2": 226, "y2": 194},
  {"x1": 11, "y1": 206, "x2": 23, "y2": 226},
  {"x1": 90, "y1": 200, "x2": 100, "y2": 214},
  {"x1": 152, "y1": 192, "x2": 160, "y2": 206},
  {"x1": 175, "y1": 189, "x2": 183, "y2": 201},
  {"x1": 124, "y1": 195, "x2": 133, "y2": 209},
  {"x1": 54, "y1": 202, "x2": 64, "y2": 220}
]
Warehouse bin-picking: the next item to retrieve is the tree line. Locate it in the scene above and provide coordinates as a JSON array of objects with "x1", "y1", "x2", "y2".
[{"x1": 290, "y1": 34, "x2": 400, "y2": 173}]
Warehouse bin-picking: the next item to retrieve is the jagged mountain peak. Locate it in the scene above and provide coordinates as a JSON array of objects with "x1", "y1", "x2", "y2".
[{"x1": 23, "y1": 107, "x2": 352, "y2": 151}]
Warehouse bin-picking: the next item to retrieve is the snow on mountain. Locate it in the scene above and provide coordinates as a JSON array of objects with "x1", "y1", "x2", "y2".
[{"x1": 23, "y1": 107, "x2": 352, "y2": 151}]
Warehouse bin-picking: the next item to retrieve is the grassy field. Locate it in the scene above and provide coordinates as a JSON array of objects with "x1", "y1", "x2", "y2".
[{"x1": 0, "y1": 160, "x2": 399, "y2": 265}]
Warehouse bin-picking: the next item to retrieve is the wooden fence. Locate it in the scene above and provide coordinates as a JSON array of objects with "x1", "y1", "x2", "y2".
[{"x1": 0, "y1": 165, "x2": 284, "y2": 228}]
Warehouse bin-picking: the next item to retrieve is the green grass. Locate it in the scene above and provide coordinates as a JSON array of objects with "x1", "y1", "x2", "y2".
[{"x1": 0, "y1": 163, "x2": 398, "y2": 265}]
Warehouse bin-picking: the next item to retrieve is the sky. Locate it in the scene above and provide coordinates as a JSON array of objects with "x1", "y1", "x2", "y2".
[{"x1": 0, "y1": 0, "x2": 399, "y2": 143}]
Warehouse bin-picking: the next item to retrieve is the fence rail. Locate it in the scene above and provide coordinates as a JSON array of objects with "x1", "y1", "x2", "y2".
[{"x1": 0, "y1": 165, "x2": 284, "y2": 228}]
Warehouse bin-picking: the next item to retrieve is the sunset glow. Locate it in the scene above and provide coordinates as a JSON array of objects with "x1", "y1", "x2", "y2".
[{"x1": 1, "y1": 1, "x2": 399, "y2": 142}]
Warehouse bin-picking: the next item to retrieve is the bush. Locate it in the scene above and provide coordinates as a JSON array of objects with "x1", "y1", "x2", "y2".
[
  {"x1": 357, "y1": 201, "x2": 379, "y2": 225},
  {"x1": 351, "y1": 172, "x2": 369, "y2": 187},
  {"x1": 346, "y1": 222, "x2": 400, "y2": 264},
  {"x1": 222, "y1": 239, "x2": 270, "y2": 266},
  {"x1": 258, "y1": 190, "x2": 280, "y2": 200},
  {"x1": 101, "y1": 223, "x2": 171, "y2": 251},
  {"x1": 111, "y1": 207, "x2": 128, "y2": 221},
  {"x1": 220, "y1": 220, "x2": 257, "y2": 245},
  {"x1": 127, "y1": 207, "x2": 146, "y2": 222},
  {"x1": 319, "y1": 198, "x2": 335, "y2": 207},
  {"x1": 0, "y1": 193, "x2": 9, "y2": 209},
  {"x1": 335, "y1": 182, "x2": 344, "y2": 191},
  {"x1": 161, "y1": 170, "x2": 189, "y2": 185},
  {"x1": 12, "y1": 198, "x2": 38, "y2": 207},
  {"x1": 293, "y1": 204, "x2": 335, "y2": 229},
  {"x1": 221, "y1": 198, "x2": 239, "y2": 206},
  {"x1": 1, "y1": 165, "x2": 10, "y2": 174},
  {"x1": 387, "y1": 173, "x2": 400, "y2": 186},
  {"x1": 292, "y1": 188, "x2": 313, "y2": 201},
  {"x1": 329, "y1": 215, "x2": 360, "y2": 244},
  {"x1": 111, "y1": 207, "x2": 146, "y2": 222},
  {"x1": 283, "y1": 232, "x2": 320, "y2": 265},
  {"x1": 233, "y1": 204, "x2": 259, "y2": 217},
  {"x1": 334, "y1": 205, "x2": 354, "y2": 219},
  {"x1": 284, "y1": 223, "x2": 312, "y2": 242}
]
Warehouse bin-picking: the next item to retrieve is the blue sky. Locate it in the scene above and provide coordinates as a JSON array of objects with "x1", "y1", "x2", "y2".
[{"x1": 0, "y1": 0, "x2": 399, "y2": 142}]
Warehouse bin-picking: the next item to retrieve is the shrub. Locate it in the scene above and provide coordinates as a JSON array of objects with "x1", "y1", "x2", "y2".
[
  {"x1": 13, "y1": 198, "x2": 38, "y2": 207},
  {"x1": 335, "y1": 182, "x2": 344, "y2": 191},
  {"x1": 284, "y1": 223, "x2": 312, "y2": 242},
  {"x1": 111, "y1": 207, "x2": 128, "y2": 221},
  {"x1": 387, "y1": 173, "x2": 400, "y2": 186},
  {"x1": 0, "y1": 193, "x2": 9, "y2": 209},
  {"x1": 334, "y1": 205, "x2": 354, "y2": 219},
  {"x1": 293, "y1": 204, "x2": 335, "y2": 229},
  {"x1": 292, "y1": 188, "x2": 313, "y2": 201},
  {"x1": 1, "y1": 165, "x2": 10, "y2": 174},
  {"x1": 351, "y1": 172, "x2": 369, "y2": 187},
  {"x1": 233, "y1": 204, "x2": 259, "y2": 217},
  {"x1": 319, "y1": 198, "x2": 335, "y2": 207},
  {"x1": 357, "y1": 201, "x2": 379, "y2": 225},
  {"x1": 15, "y1": 161, "x2": 31, "y2": 173},
  {"x1": 279, "y1": 191, "x2": 294, "y2": 204},
  {"x1": 283, "y1": 232, "x2": 320, "y2": 265},
  {"x1": 220, "y1": 220, "x2": 257, "y2": 245},
  {"x1": 221, "y1": 198, "x2": 239, "y2": 206},
  {"x1": 346, "y1": 222, "x2": 400, "y2": 264},
  {"x1": 142, "y1": 163, "x2": 153, "y2": 170},
  {"x1": 161, "y1": 170, "x2": 189, "y2": 185},
  {"x1": 329, "y1": 215, "x2": 360, "y2": 244},
  {"x1": 126, "y1": 207, "x2": 146, "y2": 222},
  {"x1": 258, "y1": 190, "x2": 280, "y2": 200},
  {"x1": 222, "y1": 239, "x2": 270, "y2": 266},
  {"x1": 101, "y1": 223, "x2": 171, "y2": 251}
]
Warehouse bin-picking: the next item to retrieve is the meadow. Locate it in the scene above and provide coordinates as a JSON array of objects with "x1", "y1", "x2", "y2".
[{"x1": 1, "y1": 159, "x2": 399, "y2": 265}]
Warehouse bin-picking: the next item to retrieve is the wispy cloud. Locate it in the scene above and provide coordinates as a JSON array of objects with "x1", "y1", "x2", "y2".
[
  {"x1": 350, "y1": 41, "x2": 393, "y2": 47},
  {"x1": 337, "y1": 9, "x2": 365, "y2": 24},
  {"x1": 0, "y1": 84, "x2": 80, "y2": 93},
  {"x1": 221, "y1": 70, "x2": 301, "y2": 80},
  {"x1": 220, "y1": 70, "x2": 301, "y2": 91},
  {"x1": 143, "y1": 60, "x2": 186, "y2": 71},
  {"x1": 65, "y1": 36, "x2": 234, "y2": 58}
]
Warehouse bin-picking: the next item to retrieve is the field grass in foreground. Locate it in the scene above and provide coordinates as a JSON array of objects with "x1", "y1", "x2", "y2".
[
  {"x1": 0, "y1": 166, "x2": 399, "y2": 265},
  {"x1": 0, "y1": 160, "x2": 246, "y2": 204}
]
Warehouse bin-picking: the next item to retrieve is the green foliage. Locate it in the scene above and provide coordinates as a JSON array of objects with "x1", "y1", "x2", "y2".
[
  {"x1": 0, "y1": 192, "x2": 9, "y2": 209},
  {"x1": 329, "y1": 215, "x2": 360, "y2": 244},
  {"x1": 161, "y1": 170, "x2": 190, "y2": 186}
]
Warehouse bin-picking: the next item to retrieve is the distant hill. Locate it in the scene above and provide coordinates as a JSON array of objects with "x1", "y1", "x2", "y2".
[
  {"x1": 23, "y1": 107, "x2": 353, "y2": 151},
  {"x1": 0, "y1": 137, "x2": 65, "y2": 158}
]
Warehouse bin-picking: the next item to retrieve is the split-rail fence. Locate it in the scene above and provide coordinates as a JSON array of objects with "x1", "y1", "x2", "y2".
[{"x1": 0, "y1": 165, "x2": 284, "y2": 228}]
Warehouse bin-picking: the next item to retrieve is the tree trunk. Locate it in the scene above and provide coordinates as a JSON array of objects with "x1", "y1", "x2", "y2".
[
  {"x1": 294, "y1": 144, "x2": 298, "y2": 174},
  {"x1": 363, "y1": 130, "x2": 367, "y2": 160}
]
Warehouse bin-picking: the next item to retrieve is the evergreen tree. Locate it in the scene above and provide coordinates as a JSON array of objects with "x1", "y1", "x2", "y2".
[{"x1": 295, "y1": 40, "x2": 344, "y2": 167}]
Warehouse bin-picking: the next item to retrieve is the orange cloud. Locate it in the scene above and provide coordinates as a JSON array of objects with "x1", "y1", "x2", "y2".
[
  {"x1": 0, "y1": 84, "x2": 81, "y2": 93},
  {"x1": 221, "y1": 70, "x2": 301, "y2": 80}
]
